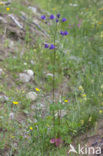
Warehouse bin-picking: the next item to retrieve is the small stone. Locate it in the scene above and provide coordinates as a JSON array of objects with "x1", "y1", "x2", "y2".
[
  {"x1": 33, "y1": 19, "x2": 40, "y2": 25},
  {"x1": 46, "y1": 73, "x2": 53, "y2": 77},
  {"x1": 0, "y1": 68, "x2": 3, "y2": 76},
  {"x1": 9, "y1": 14, "x2": 23, "y2": 29},
  {"x1": 9, "y1": 40, "x2": 14, "y2": 48},
  {"x1": 24, "y1": 69, "x2": 34, "y2": 77},
  {"x1": 0, "y1": 95, "x2": 9, "y2": 102},
  {"x1": 19, "y1": 73, "x2": 31, "y2": 82},
  {"x1": 4, "y1": 95, "x2": 9, "y2": 101},
  {"x1": 28, "y1": 6, "x2": 37, "y2": 14},
  {"x1": 19, "y1": 70, "x2": 34, "y2": 82},
  {"x1": 0, "y1": 16, "x2": 7, "y2": 24},
  {"x1": 26, "y1": 92, "x2": 37, "y2": 101}
]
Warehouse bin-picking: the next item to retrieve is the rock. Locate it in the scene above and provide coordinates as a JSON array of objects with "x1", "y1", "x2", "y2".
[
  {"x1": 19, "y1": 73, "x2": 31, "y2": 82},
  {"x1": 19, "y1": 69, "x2": 34, "y2": 82},
  {"x1": 9, "y1": 14, "x2": 23, "y2": 29},
  {"x1": 26, "y1": 92, "x2": 37, "y2": 101},
  {"x1": 24, "y1": 69, "x2": 34, "y2": 77},
  {"x1": 46, "y1": 73, "x2": 53, "y2": 77},
  {"x1": 28, "y1": 6, "x2": 37, "y2": 14},
  {"x1": 0, "y1": 68, "x2": 3, "y2": 76},
  {"x1": 0, "y1": 95, "x2": 9, "y2": 102},
  {"x1": 33, "y1": 19, "x2": 40, "y2": 25},
  {"x1": 0, "y1": 16, "x2": 7, "y2": 24},
  {"x1": 9, "y1": 112, "x2": 15, "y2": 120},
  {"x1": 9, "y1": 40, "x2": 14, "y2": 48}
]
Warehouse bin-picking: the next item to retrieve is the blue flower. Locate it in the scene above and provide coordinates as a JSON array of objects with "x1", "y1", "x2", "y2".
[
  {"x1": 64, "y1": 31, "x2": 69, "y2": 35},
  {"x1": 49, "y1": 44, "x2": 55, "y2": 49},
  {"x1": 50, "y1": 14, "x2": 55, "y2": 19},
  {"x1": 60, "y1": 31, "x2": 64, "y2": 36},
  {"x1": 56, "y1": 19, "x2": 59, "y2": 23},
  {"x1": 41, "y1": 15, "x2": 46, "y2": 20},
  {"x1": 60, "y1": 31, "x2": 69, "y2": 36},
  {"x1": 62, "y1": 18, "x2": 67, "y2": 22},
  {"x1": 57, "y1": 14, "x2": 60, "y2": 18},
  {"x1": 44, "y1": 44, "x2": 49, "y2": 48}
]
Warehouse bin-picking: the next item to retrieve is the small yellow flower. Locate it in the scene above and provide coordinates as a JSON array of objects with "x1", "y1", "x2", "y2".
[
  {"x1": 64, "y1": 100, "x2": 68, "y2": 103},
  {"x1": 6, "y1": 8, "x2": 10, "y2": 11},
  {"x1": 99, "y1": 110, "x2": 103, "y2": 114},
  {"x1": 11, "y1": 136, "x2": 15, "y2": 139},
  {"x1": 30, "y1": 127, "x2": 33, "y2": 130},
  {"x1": 52, "y1": 8, "x2": 56, "y2": 11},
  {"x1": 78, "y1": 85, "x2": 84, "y2": 91},
  {"x1": 88, "y1": 116, "x2": 92, "y2": 122},
  {"x1": 35, "y1": 88, "x2": 40, "y2": 92},
  {"x1": 34, "y1": 49, "x2": 36, "y2": 52},
  {"x1": 98, "y1": 22, "x2": 102, "y2": 25},
  {"x1": 80, "y1": 120, "x2": 84, "y2": 125},
  {"x1": 13, "y1": 101, "x2": 19, "y2": 105},
  {"x1": 99, "y1": 8, "x2": 103, "y2": 11},
  {"x1": 81, "y1": 94, "x2": 86, "y2": 97}
]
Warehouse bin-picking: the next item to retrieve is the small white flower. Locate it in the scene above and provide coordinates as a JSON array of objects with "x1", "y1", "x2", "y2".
[
  {"x1": 9, "y1": 112, "x2": 15, "y2": 120},
  {"x1": 24, "y1": 62, "x2": 27, "y2": 65}
]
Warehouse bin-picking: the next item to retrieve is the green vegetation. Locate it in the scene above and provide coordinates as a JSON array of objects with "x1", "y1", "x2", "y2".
[{"x1": 0, "y1": 0, "x2": 103, "y2": 155}]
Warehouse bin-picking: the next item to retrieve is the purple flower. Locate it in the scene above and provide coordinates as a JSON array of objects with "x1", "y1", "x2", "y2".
[
  {"x1": 41, "y1": 15, "x2": 46, "y2": 20},
  {"x1": 56, "y1": 19, "x2": 59, "y2": 23},
  {"x1": 50, "y1": 138, "x2": 55, "y2": 143},
  {"x1": 44, "y1": 44, "x2": 49, "y2": 48},
  {"x1": 64, "y1": 31, "x2": 69, "y2": 35},
  {"x1": 60, "y1": 31, "x2": 69, "y2": 36},
  {"x1": 57, "y1": 14, "x2": 60, "y2": 18},
  {"x1": 62, "y1": 18, "x2": 67, "y2": 22},
  {"x1": 50, "y1": 14, "x2": 55, "y2": 19},
  {"x1": 49, "y1": 44, "x2": 55, "y2": 49},
  {"x1": 50, "y1": 138, "x2": 63, "y2": 147},
  {"x1": 77, "y1": 23, "x2": 81, "y2": 28},
  {"x1": 60, "y1": 31, "x2": 64, "y2": 36}
]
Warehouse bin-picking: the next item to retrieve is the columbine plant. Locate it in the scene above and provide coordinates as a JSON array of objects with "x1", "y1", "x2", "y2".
[{"x1": 41, "y1": 13, "x2": 69, "y2": 146}]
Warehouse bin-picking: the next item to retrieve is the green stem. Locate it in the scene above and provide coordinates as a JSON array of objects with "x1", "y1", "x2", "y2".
[{"x1": 52, "y1": 22, "x2": 57, "y2": 137}]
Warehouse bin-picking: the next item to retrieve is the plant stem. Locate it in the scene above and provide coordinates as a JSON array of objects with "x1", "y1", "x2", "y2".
[{"x1": 52, "y1": 22, "x2": 57, "y2": 136}]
